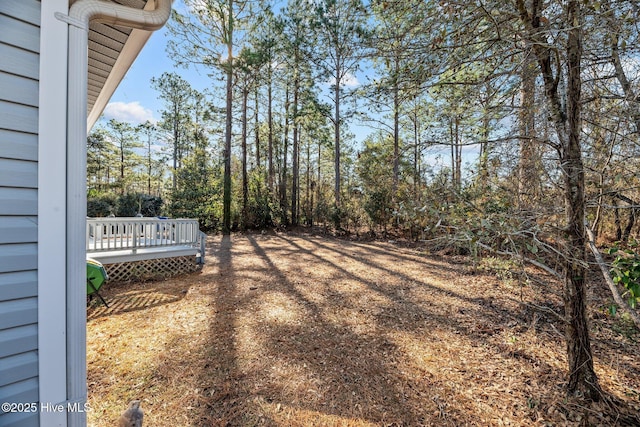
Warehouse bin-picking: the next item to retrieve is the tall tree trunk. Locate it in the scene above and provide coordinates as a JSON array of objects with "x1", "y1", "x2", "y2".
[
  {"x1": 268, "y1": 60, "x2": 274, "y2": 193},
  {"x1": 334, "y1": 66, "x2": 342, "y2": 212},
  {"x1": 517, "y1": 0, "x2": 601, "y2": 399},
  {"x1": 291, "y1": 122, "x2": 299, "y2": 226},
  {"x1": 119, "y1": 141, "x2": 125, "y2": 194},
  {"x1": 173, "y1": 104, "x2": 179, "y2": 192},
  {"x1": 291, "y1": 64, "x2": 300, "y2": 227},
  {"x1": 518, "y1": 47, "x2": 539, "y2": 210},
  {"x1": 255, "y1": 86, "x2": 261, "y2": 169},
  {"x1": 306, "y1": 133, "x2": 312, "y2": 226},
  {"x1": 317, "y1": 138, "x2": 322, "y2": 225},
  {"x1": 241, "y1": 83, "x2": 249, "y2": 227},
  {"x1": 147, "y1": 139, "x2": 152, "y2": 195},
  {"x1": 97, "y1": 161, "x2": 102, "y2": 192},
  {"x1": 456, "y1": 125, "x2": 462, "y2": 190},
  {"x1": 454, "y1": 116, "x2": 461, "y2": 191},
  {"x1": 222, "y1": 0, "x2": 234, "y2": 234},
  {"x1": 477, "y1": 87, "x2": 491, "y2": 183},
  {"x1": 413, "y1": 107, "x2": 420, "y2": 201},
  {"x1": 296, "y1": 128, "x2": 301, "y2": 222},
  {"x1": 392, "y1": 58, "x2": 400, "y2": 200},
  {"x1": 562, "y1": 1, "x2": 600, "y2": 399},
  {"x1": 280, "y1": 87, "x2": 290, "y2": 225},
  {"x1": 450, "y1": 118, "x2": 455, "y2": 188},
  {"x1": 392, "y1": 84, "x2": 400, "y2": 232}
]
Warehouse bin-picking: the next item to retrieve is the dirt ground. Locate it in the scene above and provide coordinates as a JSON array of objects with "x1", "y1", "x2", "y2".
[{"x1": 87, "y1": 231, "x2": 640, "y2": 426}]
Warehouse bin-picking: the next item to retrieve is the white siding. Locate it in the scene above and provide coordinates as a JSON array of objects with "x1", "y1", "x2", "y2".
[{"x1": 0, "y1": 2, "x2": 40, "y2": 426}]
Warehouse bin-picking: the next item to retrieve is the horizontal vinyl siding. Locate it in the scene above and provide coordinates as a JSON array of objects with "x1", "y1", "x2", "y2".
[
  {"x1": 0, "y1": 188, "x2": 37, "y2": 216},
  {"x1": 0, "y1": 244, "x2": 37, "y2": 276},
  {"x1": 0, "y1": 158, "x2": 38, "y2": 188},
  {"x1": 0, "y1": 3, "x2": 40, "y2": 427},
  {"x1": 0, "y1": 298, "x2": 38, "y2": 330},
  {"x1": 0, "y1": 100, "x2": 38, "y2": 135},
  {"x1": 0, "y1": 13, "x2": 40, "y2": 53},
  {"x1": 0, "y1": 129, "x2": 37, "y2": 162},
  {"x1": 0, "y1": 378, "x2": 39, "y2": 422},
  {"x1": 0, "y1": 217, "x2": 37, "y2": 244},
  {"x1": 0, "y1": 1, "x2": 40, "y2": 27},
  {"x1": 0, "y1": 44, "x2": 39, "y2": 81},
  {"x1": 0, "y1": 72, "x2": 39, "y2": 107},
  {"x1": 0, "y1": 271, "x2": 37, "y2": 302},
  {"x1": 0, "y1": 352, "x2": 38, "y2": 390},
  {"x1": 0, "y1": 324, "x2": 38, "y2": 361},
  {"x1": 1, "y1": 411, "x2": 39, "y2": 427}
]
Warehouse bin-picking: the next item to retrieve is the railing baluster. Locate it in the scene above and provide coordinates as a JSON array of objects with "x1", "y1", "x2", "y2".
[{"x1": 87, "y1": 218, "x2": 201, "y2": 253}]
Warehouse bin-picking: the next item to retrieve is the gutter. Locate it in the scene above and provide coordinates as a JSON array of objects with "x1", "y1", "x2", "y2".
[{"x1": 55, "y1": 1, "x2": 171, "y2": 425}]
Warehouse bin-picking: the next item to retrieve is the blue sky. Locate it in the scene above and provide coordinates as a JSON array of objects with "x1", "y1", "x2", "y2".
[
  {"x1": 100, "y1": 19, "x2": 374, "y2": 145},
  {"x1": 100, "y1": 1, "x2": 367, "y2": 129},
  {"x1": 100, "y1": 17, "x2": 210, "y2": 125}
]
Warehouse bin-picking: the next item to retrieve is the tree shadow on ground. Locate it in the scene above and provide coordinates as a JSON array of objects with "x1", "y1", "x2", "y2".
[
  {"x1": 87, "y1": 280, "x2": 191, "y2": 320},
  {"x1": 103, "y1": 232, "x2": 640, "y2": 426},
  {"x1": 284, "y1": 234, "x2": 640, "y2": 424},
  {"x1": 181, "y1": 233, "x2": 582, "y2": 426}
]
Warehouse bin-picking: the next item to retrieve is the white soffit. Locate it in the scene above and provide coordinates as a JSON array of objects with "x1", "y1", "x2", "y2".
[{"x1": 70, "y1": 0, "x2": 154, "y2": 129}]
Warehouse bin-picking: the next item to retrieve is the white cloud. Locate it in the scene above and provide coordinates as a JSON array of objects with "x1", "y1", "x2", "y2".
[
  {"x1": 342, "y1": 73, "x2": 360, "y2": 87},
  {"x1": 327, "y1": 72, "x2": 360, "y2": 88},
  {"x1": 103, "y1": 101, "x2": 156, "y2": 124}
]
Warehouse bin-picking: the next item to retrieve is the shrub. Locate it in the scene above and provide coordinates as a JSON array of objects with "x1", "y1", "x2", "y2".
[{"x1": 608, "y1": 243, "x2": 640, "y2": 309}]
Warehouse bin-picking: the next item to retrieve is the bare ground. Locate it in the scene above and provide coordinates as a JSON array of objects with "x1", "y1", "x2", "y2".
[{"x1": 87, "y1": 231, "x2": 640, "y2": 426}]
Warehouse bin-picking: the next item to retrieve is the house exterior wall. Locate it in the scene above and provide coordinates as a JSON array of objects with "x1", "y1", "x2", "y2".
[
  {"x1": 1, "y1": 2, "x2": 169, "y2": 425},
  {"x1": 0, "y1": 2, "x2": 42, "y2": 426},
  {"x1": 37, "y1": 0, "x2": 69, "y2": 425}
]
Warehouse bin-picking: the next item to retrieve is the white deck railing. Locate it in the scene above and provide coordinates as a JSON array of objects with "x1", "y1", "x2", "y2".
[{"x1": 86, "y1": 218, "x2": 205, "y2": 263}]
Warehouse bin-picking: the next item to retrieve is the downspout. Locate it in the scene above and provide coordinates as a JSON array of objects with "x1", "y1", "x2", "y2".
[{"x1": 55, "y1": 1, "x2": 171, "y2": 425}]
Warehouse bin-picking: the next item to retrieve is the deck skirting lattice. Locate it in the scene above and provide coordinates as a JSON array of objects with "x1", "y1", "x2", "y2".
[{"x1": 103, "y1": 255, "x2": 200, "y2": 283}]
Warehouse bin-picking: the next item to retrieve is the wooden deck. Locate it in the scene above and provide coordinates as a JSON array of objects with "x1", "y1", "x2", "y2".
[
  {"x1": 86, "y1": 218, "x2": 206, "y2": 282},
  {"x1": 87, "y1": 244, "x2": 200, "y2": 264}
]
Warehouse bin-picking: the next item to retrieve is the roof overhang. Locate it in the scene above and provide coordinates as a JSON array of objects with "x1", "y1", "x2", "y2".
[{"x1": 76, "y1": 0, "x2": 158, "y2": 129}]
